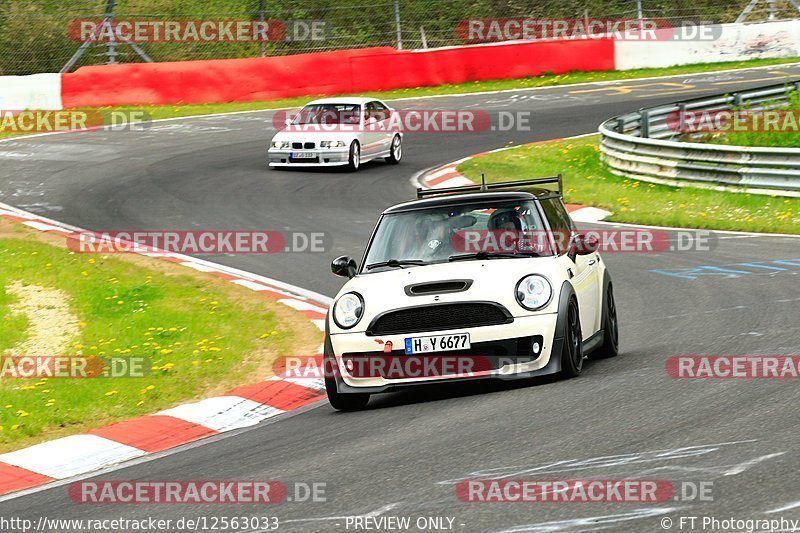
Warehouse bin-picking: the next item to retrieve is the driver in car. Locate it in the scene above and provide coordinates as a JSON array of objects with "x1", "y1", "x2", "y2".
[{"x1": 488, "y1": 208, "x2": 524, "y2": 253}]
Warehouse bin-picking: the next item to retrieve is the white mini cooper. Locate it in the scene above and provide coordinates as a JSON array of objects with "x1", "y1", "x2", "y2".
[{"x1": 324, "y1": 178, "x2": 619, "y2": 410}]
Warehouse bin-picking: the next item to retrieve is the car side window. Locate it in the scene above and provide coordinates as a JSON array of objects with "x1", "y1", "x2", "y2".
[
  {"x1": 368, "y1": 101, "x2": 390, "y2": 122},
  {"x1": 364, "y1": 102, "x2": 376, "y2": 123},
  {"x1": 540, "y1": 198, "x2": 575, "y2": 254}
]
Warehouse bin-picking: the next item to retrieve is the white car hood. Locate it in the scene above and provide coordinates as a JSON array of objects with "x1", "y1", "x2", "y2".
[{"x1": 330, "y1": 258, "x2": 565, "y2": 335}]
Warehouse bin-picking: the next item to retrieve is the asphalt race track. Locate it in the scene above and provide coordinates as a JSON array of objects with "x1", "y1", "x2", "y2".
[{"x1": 2, "y1": 65, "x2": 800, "y2": 532}]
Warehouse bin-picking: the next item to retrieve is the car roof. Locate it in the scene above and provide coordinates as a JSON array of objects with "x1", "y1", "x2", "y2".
[
  {"x1": 304, "y1": 97, "x2": 376, "y2": 106},
  {"x1": 383, "y1": 190, "x2": 556, "y2": 214}
]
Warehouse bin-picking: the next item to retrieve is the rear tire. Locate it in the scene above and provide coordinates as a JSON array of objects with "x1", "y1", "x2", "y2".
[
  {"x1": 346, "y1": 141, "x2": 361, "y2": 172},
  {"x1": 593, "y1": 283, "x2": 619, "y2": 359},
  {"x1": 560, "y1": 298, "x2": 583, "y2": 378},
  {"x1": 385, "y1": 135, "x2": 402, "y2": 164}
]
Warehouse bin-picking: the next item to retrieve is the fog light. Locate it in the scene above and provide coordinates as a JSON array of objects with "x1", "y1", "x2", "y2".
[{"x1": 531, "y1": 335, "x2": 544, "y2": 357}]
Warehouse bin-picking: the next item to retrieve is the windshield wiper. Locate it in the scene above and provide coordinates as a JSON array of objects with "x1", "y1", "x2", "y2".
[
  {"x1": 448, "y1": 252, "x2": 537, "y2": 262},
  {"x1": 365, "y1": 259, "x2": 426, "y2": 270}
]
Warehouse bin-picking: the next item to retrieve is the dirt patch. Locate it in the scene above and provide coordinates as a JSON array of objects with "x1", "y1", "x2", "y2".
[{"x1": 4, "y1": 281, "x2": 80, "y2": 357}]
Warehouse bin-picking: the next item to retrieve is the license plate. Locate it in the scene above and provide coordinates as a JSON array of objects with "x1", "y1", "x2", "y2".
[
  {"x1": 291, "y1": 152, "x2": 315, "y2": 159},
  {"x1": 404, "y1": 333, "x2": 470, "y2": 354}
]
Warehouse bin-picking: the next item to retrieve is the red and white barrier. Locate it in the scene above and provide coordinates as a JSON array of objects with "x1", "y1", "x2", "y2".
[
  {"x1": 59, "y1": 39, "x2": 614, "y2": 108},
  {"x1": 0, "y1": 73, "x2": 62, "y2": 110}
]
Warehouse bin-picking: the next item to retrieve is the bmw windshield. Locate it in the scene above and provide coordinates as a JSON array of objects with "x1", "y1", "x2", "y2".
[{"x1": 292, "y1": 104, "x2": 361, "y2": 125}]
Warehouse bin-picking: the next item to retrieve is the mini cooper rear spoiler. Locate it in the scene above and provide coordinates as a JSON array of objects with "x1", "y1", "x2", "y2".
[{"x1": 416, "y1": 174, "x2": 562, "y2": 199}]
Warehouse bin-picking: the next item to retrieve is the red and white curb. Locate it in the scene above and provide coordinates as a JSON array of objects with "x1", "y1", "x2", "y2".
[
  {"x1": 418, "y1": 147, "x2": 612, "y2": 224},
  {"x1": 0, "y1": 202, "x2": 330, "y2": 497}
]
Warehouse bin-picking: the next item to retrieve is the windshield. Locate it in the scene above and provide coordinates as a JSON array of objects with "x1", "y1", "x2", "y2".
[
  {"x1": 363, "y1": 200, "x2": 552, "y2": 271},
  {"x1": 292, "y1": 104, "x2": 361, "y2": 125}
]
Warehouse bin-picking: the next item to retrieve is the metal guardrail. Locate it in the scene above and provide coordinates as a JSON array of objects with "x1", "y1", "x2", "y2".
[{"x1": 598, "y1": 80, "x2": 800, "y2": 193}]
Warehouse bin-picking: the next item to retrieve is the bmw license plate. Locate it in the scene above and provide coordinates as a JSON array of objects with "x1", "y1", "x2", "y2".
[
  {"x1": 404, "y1": 333, "x2": 470, "y2": 354},
  {"x1": 291, "y1": 152, "x2": 315, "y2": 159}
]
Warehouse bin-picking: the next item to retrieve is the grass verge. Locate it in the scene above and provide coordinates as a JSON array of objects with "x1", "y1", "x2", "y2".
[
  {"x1": 0, "y1": 219, "x2": 322, "y2": 452},
  {"x1": 1, "y1": 57, "x2": 799, "y2": 140},
  {"x1": 704, "y1": 90, "x2": 800, "y2": 148},
  {"x1": 458, "y1": 135, "x2": 800, "y2": 233}
]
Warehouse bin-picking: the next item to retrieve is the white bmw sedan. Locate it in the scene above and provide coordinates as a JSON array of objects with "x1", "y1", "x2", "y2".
[{"x1": 268, "y1": 97, "x2": 403, "y2": 171}]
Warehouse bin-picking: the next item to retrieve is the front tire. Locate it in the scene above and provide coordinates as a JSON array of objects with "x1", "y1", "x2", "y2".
[
  {"x1": 346, "y1": 141, "x2": 360, "y2": 172},
  {"x1": 560, "y1": 297, "x2": 583, "y2": 378},
  {"x1": 593, "y1": 283, "x2": 619, "y2": 359},
  {"x1": 325, "y1": 364, "x2": 369, "y2": 411},
  {"x1": 385, "y1": 135, "x2": 402, "y2": 164}
]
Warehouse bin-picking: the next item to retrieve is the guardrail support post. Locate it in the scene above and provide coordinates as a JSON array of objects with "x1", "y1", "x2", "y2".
[
  {"x1": 394, "y1": 0, "x2": 403, "y2": 50},
  {"x1": 616, "y1": 117, "x2": 625, "y2": 133},
  {"x1": 732, "y1": 93, "x2": 742, "y2": 107},
  {"x1": 677, "y1": 103, "x2": 687, "y2": 134},
  {"x1": 640, "y1": 110, "x2": 650, "y2": 138}
]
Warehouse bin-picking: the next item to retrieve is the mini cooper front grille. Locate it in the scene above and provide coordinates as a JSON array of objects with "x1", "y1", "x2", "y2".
[{"x1": 366, "y1": 302, "x2": 512, "y2": 336}]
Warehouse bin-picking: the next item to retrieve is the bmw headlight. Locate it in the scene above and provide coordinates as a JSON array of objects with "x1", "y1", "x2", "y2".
[
  {"x1": 515, "y1": 275, "x2": 553, "y2": 311},
  {"x1": 271, "y1": 140, "x2": 290, "y2": 149},
  {"x1": 333, "y1": 292, "x2": 364, "y2": 329},
  {"x1": 320, "y1": 140, "x2": 346, "y2": 148}
]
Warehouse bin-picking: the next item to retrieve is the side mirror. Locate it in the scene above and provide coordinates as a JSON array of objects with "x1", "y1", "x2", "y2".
[
  {"x1": 284, "y1": 117, "x2": 292, "y2": 127},
  {"x1": 331, "y1": 255, "x2": 358, "y2": 278},
  {"x1": 573, "y1": 233, "x2": 600, "y2": 255}
]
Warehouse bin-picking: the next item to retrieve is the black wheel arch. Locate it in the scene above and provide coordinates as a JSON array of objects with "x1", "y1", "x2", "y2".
[
  {"x1": 545, "y1": 281, "x2": 577, "y2": 375},
  {"x1": 599, "y1": 268, "x2": 613, "y2": 332}
]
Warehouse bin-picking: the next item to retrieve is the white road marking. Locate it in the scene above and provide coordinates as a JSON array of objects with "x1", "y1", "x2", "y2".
[
  {"x1": 278, "y1": 298, "x2": 328, "y2": 314},
  {"x1": 157, "y1": 396, "x2": 284, "y2": 432},
  {"x1": 0, "y1": 435, "x2": 146, "y2": 479},
  {"x1": 495, "y1": 507, "x2": 680, "y2": 532},
  {"x1": 766, "y1": 501, "x2": 800, "y2": 514}
]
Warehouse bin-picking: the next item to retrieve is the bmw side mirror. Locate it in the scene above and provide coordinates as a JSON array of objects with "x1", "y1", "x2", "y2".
[{"x1": 331, "y1": 256, "x2": 357, "y2": 278}]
